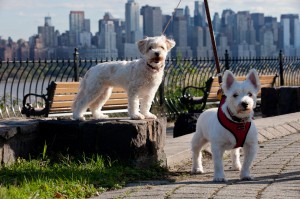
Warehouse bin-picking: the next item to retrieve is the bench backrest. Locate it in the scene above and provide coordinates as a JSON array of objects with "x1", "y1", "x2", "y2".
[
  {"x1": 47, "y1": 82, "x2": 128, "y2": 114},
  {"x1": 208, "y1": 75, "x2": 278, "y2": 102}
]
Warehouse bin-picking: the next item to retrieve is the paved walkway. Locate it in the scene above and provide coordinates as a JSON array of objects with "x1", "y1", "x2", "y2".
[{"x1": 95, "y1": 112, "x2": 300, "y2": 199}]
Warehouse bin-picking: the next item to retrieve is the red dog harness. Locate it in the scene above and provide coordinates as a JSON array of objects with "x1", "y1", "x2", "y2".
[{"x1": 217, "y1": 96, "x2": 251, "y2": 148}]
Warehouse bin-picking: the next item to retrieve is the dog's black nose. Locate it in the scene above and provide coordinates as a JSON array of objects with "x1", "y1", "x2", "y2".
[
  {"x1": 155, "y1": 52, "x2": 160, "y2": 57},
  {"x1": 241, "y1": 102, "x2": 248, "y2": 109}
]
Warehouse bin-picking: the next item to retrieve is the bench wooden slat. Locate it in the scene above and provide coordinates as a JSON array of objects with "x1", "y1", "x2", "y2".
[
  {"x1": 53, "y1": 92, "x2": 128, "y2": 102},
  {"x1": 49, "y1": 104, "x2": 128, "y2": 113},
  {"x1": 55, "y1": 82, "x2": 80, "y2": 88},
  {"x1": 54, "y1": 88, "x2": 79, "y2": 94},
  {"x1": 51, "y1": 99, "x2": 128, "y2": 109}
]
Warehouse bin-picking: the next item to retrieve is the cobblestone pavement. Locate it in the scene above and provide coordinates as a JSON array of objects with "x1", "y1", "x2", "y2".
[{"x1": 96, "y1": 132, "x2": 300, "y2": 199}]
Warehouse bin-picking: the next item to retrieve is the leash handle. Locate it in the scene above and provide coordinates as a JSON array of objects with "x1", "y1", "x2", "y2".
[{"x1": 204, "y1": 0, "x2": 222, "y2": 85}]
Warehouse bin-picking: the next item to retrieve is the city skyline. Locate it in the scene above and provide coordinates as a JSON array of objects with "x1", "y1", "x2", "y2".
[{"x1": 1, "y1": 0, "x2": 300, "y2": 40}]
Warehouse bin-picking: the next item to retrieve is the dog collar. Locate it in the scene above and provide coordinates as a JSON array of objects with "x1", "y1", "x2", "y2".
[
  {"x1": 146, "y1": 62, "x2": 161, "y2": 72},
  {"x1": 217, "y1": 96, "x2": 251, "y2": 148},
  {"x1": 227, "y1": 107, "x2": 250, "y2": 123}
]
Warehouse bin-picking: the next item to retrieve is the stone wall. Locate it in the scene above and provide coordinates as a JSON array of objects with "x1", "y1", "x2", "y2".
[
  {"x1": 261, "y1": 87, "x2": 300, "y2": 117},
  {"x1": 0, "y1": 118, "x2": 167, "y2": 166}
]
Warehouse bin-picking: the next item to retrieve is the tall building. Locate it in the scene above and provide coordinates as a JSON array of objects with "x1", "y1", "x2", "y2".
[
  {"x1": 220, "y1": 9, "x2": 235, "y2": 47},
  {"x1": 251, "y1": 13, "x2": 264, "y2": 43},
  {"x1": 98, "y1": 12, "x2": 118, "y2": 58},
  {"x1": 191, "y1": 26, "x2": 204, "y2": 57},
  {"x1": 194, "y1": 1, "x2": 206, "y2": 27},
  {"x1": 280, "y1": 14, "x2": 300, "y2": 55},
  {"x1": 233, "y1": 11, "x2": 256, "y2": 56},
  {"x1": 172, "y1": 9, "x2": 192, "y2": 57},
  {"x1": 125, "y1": 0, "x2": 143, "y2": 43},
  {"x1": 69, "y1": 11, "x2": 85, "y2": 46},
  {"x1": 83, "y1": 19, "x2": 91, "y2": 32},
  {"x1": 141, "y1": 5, "x2": 162, "y2": 37},
  {"x1": 38, "y1": 16, "x2": 57, "y2": 47},
  {"x1": 213, "y1": 12, "x2": 221, "y2": 34}
]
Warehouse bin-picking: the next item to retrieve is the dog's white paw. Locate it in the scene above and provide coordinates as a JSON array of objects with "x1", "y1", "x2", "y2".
[
  {"x1": 130, "y1": 113, "x2": 145, "y2": 120},
  {"x1": 231, "y1": 163, "x2": 242, "y2": 171},
  {"x1": 94, "y1": 114, "x2": 109, "y2": 119},
  {"x1": 73, "y1": 115, "x2": 85, "y2": 121},
  {"x1": 143, "y1": 112, "x2": 157, "y2": 119},
  {"x1": 191, "y1": 167, "x2": 204, "y2": 174},
  {"x1": 213, "y1": 177, "x2": 228, "y2": 182},
  {"x1": 240, "y1": 176, "x2": 254, "y2": 181}
]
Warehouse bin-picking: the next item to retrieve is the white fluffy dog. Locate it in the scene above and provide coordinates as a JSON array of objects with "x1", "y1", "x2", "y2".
[
  {"x1": 72, "y1": 35, "x2": 175, "y2": 120},
  {"x1": 191, "y1": 69, "x2": 261, "y2": 182}
]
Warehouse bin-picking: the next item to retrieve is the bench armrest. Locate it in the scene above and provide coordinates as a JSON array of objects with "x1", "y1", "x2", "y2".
[
  {"x1": 180, "y1": 86, "x2": 207, "y2": 105},
  {"x1": 21, "y1": 93, "x2": 49, "y2": 117}
]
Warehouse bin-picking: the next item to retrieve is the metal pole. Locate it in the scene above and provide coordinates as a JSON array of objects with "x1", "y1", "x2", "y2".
[
  {"x1": 279, "y1": 50, "x2": 284, "y2": 86},
  {"x1": 204, "y1": 0, "x2": 222, "y2": 84},
  {"x1": 225, "y1": 50, "x2": 229, "y2": 70},
  {"x1": 73, "y1": 48, "x2": 79, "y2": 82}
]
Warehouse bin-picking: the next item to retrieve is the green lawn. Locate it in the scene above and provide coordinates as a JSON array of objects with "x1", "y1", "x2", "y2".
[{"x1": 0, "y1": 155, "x2": 169, "y2": 199}]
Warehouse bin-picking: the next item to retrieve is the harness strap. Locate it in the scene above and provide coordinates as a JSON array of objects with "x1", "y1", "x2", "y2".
[{"x1": 217, "y1": 96, "x2": 251, "y2": 148}]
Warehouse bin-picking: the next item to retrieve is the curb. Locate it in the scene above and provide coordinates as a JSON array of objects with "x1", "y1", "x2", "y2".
[{"x1": 165, "y1": 112, "x2": 300, "y2": 168}]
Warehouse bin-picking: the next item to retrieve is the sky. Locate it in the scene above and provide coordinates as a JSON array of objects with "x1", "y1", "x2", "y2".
[{"x1": 0, "y1": 0, "x2": 299, "y2": 41}]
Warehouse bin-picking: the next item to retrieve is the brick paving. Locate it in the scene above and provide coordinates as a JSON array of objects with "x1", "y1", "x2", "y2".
[{"x1": 95, "y1": 131, "x2": 300, "y2": 199}]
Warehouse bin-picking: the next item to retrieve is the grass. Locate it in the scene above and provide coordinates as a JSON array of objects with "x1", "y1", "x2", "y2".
[{"x1": 0, "y1": 154, "x2": 170, "y2": 199}]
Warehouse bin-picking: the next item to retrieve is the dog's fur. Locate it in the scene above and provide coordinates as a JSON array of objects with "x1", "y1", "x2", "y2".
[
  {"x1": 191, "y1": 69, "x2": 261, "y2": 182},
  {"x1": 72, "y1": 35, "x2": 175, "y2": 120}
]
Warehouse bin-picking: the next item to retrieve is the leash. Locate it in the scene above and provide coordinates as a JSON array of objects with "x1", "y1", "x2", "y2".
[
  {"x1": 203, "y1": 0, "x2": 223, "y2": 100},
  {"x1": 162, "y1": 0, "x2": 182, "y2": 35}
]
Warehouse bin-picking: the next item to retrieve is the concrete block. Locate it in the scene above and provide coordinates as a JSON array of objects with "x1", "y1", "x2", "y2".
[
  {"x1": 0, "y1": 120, "x2": 39, "y2": 165},
  {"x1": 39, "y1": 118, "x2": 167, "y2": 166}
]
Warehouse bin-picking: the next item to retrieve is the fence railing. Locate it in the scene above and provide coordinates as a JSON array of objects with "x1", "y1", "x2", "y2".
[{"x1": 1, "y1": 49, "x2": 299, "y2": 119}]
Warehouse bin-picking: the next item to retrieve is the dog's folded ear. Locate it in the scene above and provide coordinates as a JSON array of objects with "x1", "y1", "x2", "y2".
[
  {"x1": 137, "y1": 37, "x2": 149, "y2": 55},
  {"x1": 165, "y1": 36, "x2": 176, "y2": 51},
  {"x1": 246, "y1": 69, "x2": 261, "y2": 92},
  {"x1": 222, "y1": 70, "x2": 236, "y2": 93}
]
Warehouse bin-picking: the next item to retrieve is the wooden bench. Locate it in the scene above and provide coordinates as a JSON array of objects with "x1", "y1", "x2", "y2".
[
  {"x1": 180, "y1": 74, "x2": 279, "y2": 113},
  {"x1": 21, "y1": 81, "x2": 128, "y2": 117}
]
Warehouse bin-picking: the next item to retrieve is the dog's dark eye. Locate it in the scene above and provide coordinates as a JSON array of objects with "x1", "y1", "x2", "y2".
[
  {"x1": 233, "y1": 93, "x2": 238, "y2": 98},
  {"x1": 160, "y1": 46, "x2": 165, "y2": 50},
  {"x1": 248, "y1": 92, "x2": 253, "y2": 97},
  {"x1": 149, "y1": 46, "x2": 153, "y2": 50}
]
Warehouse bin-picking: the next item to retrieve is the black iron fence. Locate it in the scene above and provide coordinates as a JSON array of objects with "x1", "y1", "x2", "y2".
[{"x1": 0, "y1": 49, "x2": 299, "y2": 119}]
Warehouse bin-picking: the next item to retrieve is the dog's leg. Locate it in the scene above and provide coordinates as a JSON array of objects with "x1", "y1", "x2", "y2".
[
  {"x1": 231, "y1": 148, "x2": 242, "y2": 171},
  {"x1": 240, "y1": 143, "x2": 258, "y2": 180},
  {"x1": 89, "y1": 87, "x2": 112, "y2": 119},
  {"x1": 191, "y1": 131, "x2": 208, "y2": 174},
  {"x1": 128, "y1": 93, "x2": 145, "y2": 120},
  {"x1": 140, "y1": 93, "x2": 157, "y2": 119},
  {"x1": 72, "y1": 89, "x2": 89, "y2": 121},
  {"x1": 211, "y1": 144, "x2": 227, "y2": 182}
]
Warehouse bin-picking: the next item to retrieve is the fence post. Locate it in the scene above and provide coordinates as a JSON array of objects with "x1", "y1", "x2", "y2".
[
  {"x1": 159, "y1": 79, "x2": 165, "y2": 107},
  {"x1": 73, "y1": 48, "x2": 79, "y2": 81},
  {"x1": 225, "y1": 50, "x2": 230, "y2": 70},
  {"x1": 279, "y1": 50, "x2": 284, "y2": 86}
]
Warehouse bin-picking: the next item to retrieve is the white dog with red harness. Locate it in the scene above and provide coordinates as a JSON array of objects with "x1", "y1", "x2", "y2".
[{"x1": 191, "y1": 69, "x2": 261, "y2": 182}]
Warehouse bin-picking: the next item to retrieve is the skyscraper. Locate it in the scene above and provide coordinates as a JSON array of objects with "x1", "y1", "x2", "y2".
[
  {"x1": 69, "y1": 11, "x2": 85, "y2": 46},
  {"x1": 141, "y1": 5, "x2": 162, "y2": 37},
  {"x1": 38, "y1": 16, "x2": 57, "y2": 47},
  {"x1": 125, "y1": 0, "x2": 143, "y2": 43},
  {"x1": 99, "y1": 13, "x2": 117, "y2": 54},
  {"x1": 194, "y1": 1, "x2": 206, "y2": 27},
  {"x1": 172, "y1": 9, "x2": 192, "y2": 57},
  {"x1": 280, "y1": 14, "x2": 300, "y2": 53}
]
